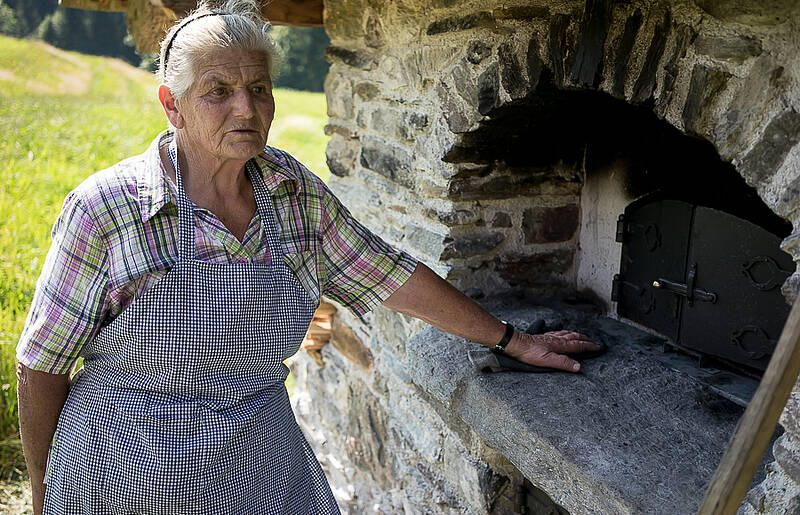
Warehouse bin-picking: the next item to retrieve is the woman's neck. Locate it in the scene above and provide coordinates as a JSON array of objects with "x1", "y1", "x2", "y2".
[
  {"x1": 161, "y1": 132, "x2": 257, "y2": 243},
  {"x1": 174, "y1": 132, "x2": 250, "y2": 200}
]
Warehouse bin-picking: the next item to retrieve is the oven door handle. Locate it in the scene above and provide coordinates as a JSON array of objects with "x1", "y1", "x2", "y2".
[{"x1": 651, "y1": 277, "x2": 717, "y2": 304}]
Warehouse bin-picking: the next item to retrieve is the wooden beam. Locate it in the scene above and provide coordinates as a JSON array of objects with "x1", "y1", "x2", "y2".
[
  {"x1": 698, "y1": 297, "x2": 800, "y2": 514},
  {"x1": 59, "y1": 0, "x2": 128, "y2": 12},
  {"x1": 157, "y1": 0, "x2": 323, "y2": 26},
  {"x1": 63, "y1": 0, "x2": 323, "y2": 52},
  {"x1": 263, "y1": 0, "x2": 323, "y2": 27}
]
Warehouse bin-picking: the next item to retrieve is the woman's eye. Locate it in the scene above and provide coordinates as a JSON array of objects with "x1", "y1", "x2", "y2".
[
  {"x1": 252, "y1": 86, "x2": 265, "y2": 94},
  {"x1": 211, "y1": 88, "x2": 226, "y2": 96}
]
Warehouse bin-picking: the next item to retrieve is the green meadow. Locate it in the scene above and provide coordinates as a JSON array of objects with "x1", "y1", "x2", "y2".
[{"x1": 0, "y1": 33, "x2": 329, "y2": 495}]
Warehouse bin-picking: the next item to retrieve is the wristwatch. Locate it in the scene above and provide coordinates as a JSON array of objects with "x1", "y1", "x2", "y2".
[{"x1": 491, "y1": 321, "x2": 515, "y2": 354}]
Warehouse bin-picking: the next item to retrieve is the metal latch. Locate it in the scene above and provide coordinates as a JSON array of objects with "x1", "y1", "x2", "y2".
[{"x1": 652, "y1": 263, "x2": 717, "y2": 306}]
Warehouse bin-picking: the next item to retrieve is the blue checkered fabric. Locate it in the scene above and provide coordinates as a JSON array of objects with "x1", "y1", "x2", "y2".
[{"x1": 42, "y1": 140, "x2": 339, "y2": 514}]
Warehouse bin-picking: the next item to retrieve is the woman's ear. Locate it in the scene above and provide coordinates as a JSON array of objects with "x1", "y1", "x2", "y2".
[{"x1": 158, "y1": 85, "x2": 185, "y2": 129}]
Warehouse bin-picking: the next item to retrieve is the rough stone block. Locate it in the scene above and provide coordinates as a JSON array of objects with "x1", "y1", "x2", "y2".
[
  {"x1": 631, "y1": 8, "x2": 670, "y2": 104},
  {"x1": 436, "y1": 81, "x2": 474, "y2": 133},
  {"x1": 739, "y1": 109, "x2": 800, "y2": 186},
  {"x1": 774, "y1": 434, "x2": 800, "y2": 485},
  {"x1": 402, "y1": 46, "x2": 460, "y2": 91},
  {"x1": 494, "y1": 249, "x2": 574, "y2": 288},
  {"x1": 426, "y1": 208, "x2": 480, "y2": 226},
  {"x1": 498, "y1": 43, "x2": 527, "y2": 100},
  {"x1": 405, "y1": 329, "x2": 473, "y2": 406},
  {"x1": 452, "y1": 60, "x2": 478, "y2": 107},
  {"x1": 570, "y1": 0, "x2": 612, "y2": 88},
  {"x1": 548, "y1": 14, "x2": 571, "y2": 86},
  {"x1": 441, "y1": 232, "x2": 505, "y2": 259},
  {"x1": 426, "y1": 12, "x2": 495, "y2": 36},
  {"x1": 477, "y1": 65, "x2": 500, "y2": 115},
  {"x1": 331, "y1": 317, "x2": 374, "y2": 369},
  {"x1": 354, "y1": 81, "x2": 381, "y2": 101},
  {"x1": 694, "y1": 0, "x2": 795, "y2": 26},
  {"x1": 610, "y1": 9, "x2": 643, "y2": 98},
  {"x1": 718, "y1": 56, "x2": 784, "y2": 159},
  {"x1": 681, "y1": 64, "x2": 732, "y2": 135},
  {"x1": 405, "y1": 225, "x2": 446, "y2": 257},
  {"x1": 324, "y1": 73, "x2": 354, "y2": 119},
  {"x1": 401, "y1": 300, "x2": 768, "y2": 513},
  {"x1": 447, "y1": 172, "x2": 575, "y2": 201},
  {"x1": 323, "y1": 123, "x2": 355, "y2": 139},
  {"x1": 694, "y1": 34, "x2": 762, "y2": 64},
  {"x1": 359, "y1": 136, "x2": 415, "y2": 188},
  {"x1": 467, "y1": 41, "x2": 492, "y2": 65},
  {"x1": 325, "y1": 46, "x2": 376, "y2": 70},
  {"x1": 492, "y1": 5, "x2": 549, "y2": 21},
  {"x1": 526, "y1": 37, "x2": 543, "y2": 93},
  {"x1": 344, "y1": 384, "x2": 393, "y2": 486},
  {"x1": 780, "y1": 390, "x2": 800, "y2": 437},
  {"x1": 373, "y1": 307, "x2": 409, "y2": 357},
  {"x1": 654, "y1": 23, "x2": 696, "y2": 117},
  {"x1": 491, "y1": 212, "x2": 512, "y2": 228},
  {"x1": 782, "y1": 272, "x2": 800, "y2": 305},
  {"x1": 369, "y1": 107, "x2": 428, "y2": 141},
  {"x1": 364, "y1": 15, "x2": 385, "y2": 48},
  {"x1": 522, "y1": 205, "x2": 580, "y2": 243},
  {"x1": 326, "y1": 135, "x2": 358, "y2": 177}
]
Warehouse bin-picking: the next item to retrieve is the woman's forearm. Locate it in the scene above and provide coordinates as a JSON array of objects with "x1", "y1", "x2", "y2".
[
  {"x1": 382, "y1": 263, "x2": 507, "y2": 347},
  {"x1": 17, "y1": 364, "x2": 70, "y2": 515}
]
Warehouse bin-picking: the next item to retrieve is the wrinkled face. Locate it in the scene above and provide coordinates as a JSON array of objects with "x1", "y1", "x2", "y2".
[{"x1": 177, "y1": 49, "x2": 274, "y2": 163}]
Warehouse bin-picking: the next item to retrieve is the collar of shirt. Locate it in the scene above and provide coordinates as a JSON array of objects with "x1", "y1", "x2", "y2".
[{"x1": 137, "y1": 130, "x2": 301, "y2": 223}]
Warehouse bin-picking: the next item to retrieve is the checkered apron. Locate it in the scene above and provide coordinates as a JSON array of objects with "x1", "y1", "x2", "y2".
[{"x1": 43, "y1": 140, "x2": 339, "y2": 514}]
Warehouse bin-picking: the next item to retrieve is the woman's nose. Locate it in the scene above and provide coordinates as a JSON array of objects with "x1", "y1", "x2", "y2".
[{"x1": 232, "y1": 89, "x2": 255, "y2": 118}]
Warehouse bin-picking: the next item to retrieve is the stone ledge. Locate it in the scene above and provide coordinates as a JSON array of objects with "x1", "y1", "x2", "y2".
[{"x1": 403, "y1": 297, "x2": 778, "y2": 514}]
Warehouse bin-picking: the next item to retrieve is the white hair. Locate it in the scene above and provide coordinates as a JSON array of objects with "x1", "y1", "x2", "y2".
[{"x1": 157, "y1": 0, "x2": 280, "y2": 101}]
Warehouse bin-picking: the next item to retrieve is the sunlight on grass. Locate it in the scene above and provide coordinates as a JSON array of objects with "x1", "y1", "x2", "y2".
[{"x1": 0, "y1": 34, "x2": 328, "y2": 490}]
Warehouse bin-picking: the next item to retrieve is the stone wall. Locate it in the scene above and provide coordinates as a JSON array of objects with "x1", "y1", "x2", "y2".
[{"x1": 291, "y1": 0, "x2": 800, "y2": 512}]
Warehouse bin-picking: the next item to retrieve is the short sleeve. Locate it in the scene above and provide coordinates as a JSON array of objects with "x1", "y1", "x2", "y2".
[
  {"x1": 16, "y1": 191, "x2": 109, "y2": 374},
  {"x1": 319, "y1": 188, "x2": 417, "y2": 317}
]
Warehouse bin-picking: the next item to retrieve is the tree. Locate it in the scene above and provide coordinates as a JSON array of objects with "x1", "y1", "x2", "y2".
[
  {"x1": 271, "y1": 26, "x2": 329, "y2": 92},
  {"x1": 3, "y1": 0, "x2": 56, "y2": 37},
  {"x1": 35, "y1": 8, "x2": 139, "y2": 65},
  {"x1": 0, "y1": 0, "x2": 24, "y2": 36}
]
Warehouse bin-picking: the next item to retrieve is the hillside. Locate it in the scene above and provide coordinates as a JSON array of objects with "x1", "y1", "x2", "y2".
[{"x1": 0, "y1": 34, "x2": 329, "y2": 511}]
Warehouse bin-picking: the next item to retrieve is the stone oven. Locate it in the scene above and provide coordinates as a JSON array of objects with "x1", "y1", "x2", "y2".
[
  {"x1": 68, "y1": 0, "x2": 800, "y2": 511},
  {"x1": 298, "y1": 0, "x2": 800, "y2": 512}
]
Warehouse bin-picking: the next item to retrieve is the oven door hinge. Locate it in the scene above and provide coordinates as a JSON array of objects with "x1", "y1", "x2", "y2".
[
  {"x1": 615, "y1": 214, "x2": 626, "y2": 243},
  {"x1": 612, "y1": 274, "x2": 622, "y2": 302}
]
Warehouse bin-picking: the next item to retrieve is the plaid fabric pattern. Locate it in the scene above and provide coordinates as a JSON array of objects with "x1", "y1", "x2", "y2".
[{"x1": 17, "y1": 131, "x2": 417, "y2": 374}]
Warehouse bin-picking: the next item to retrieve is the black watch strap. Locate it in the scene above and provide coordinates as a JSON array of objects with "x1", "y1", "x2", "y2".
[{"x1": 491, "y1": 321, "x2": 515, "y2": 354}]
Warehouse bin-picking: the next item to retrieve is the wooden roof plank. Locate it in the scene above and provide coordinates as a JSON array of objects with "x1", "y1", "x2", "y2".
[{"x1": 61, "y1": 0, "x2": 323, "y2": 25}]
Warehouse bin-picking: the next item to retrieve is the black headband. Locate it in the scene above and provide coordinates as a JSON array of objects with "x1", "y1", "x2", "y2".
[{"x1": 162, "y1": 12, "x2": 223, "y2": 72}]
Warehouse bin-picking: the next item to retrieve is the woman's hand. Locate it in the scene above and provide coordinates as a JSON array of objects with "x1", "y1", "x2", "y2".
[
  {"x1": 383, "y1": 263, "x2": 602, "y2": 372},
  {"x1": 503, "y1": 330, "x2": 600, "y2": 372}
]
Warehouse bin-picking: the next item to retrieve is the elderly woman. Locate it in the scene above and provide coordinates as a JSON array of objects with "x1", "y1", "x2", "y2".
[{"x1": 16, "y1": 1, "x2": 599, "y2": 513}]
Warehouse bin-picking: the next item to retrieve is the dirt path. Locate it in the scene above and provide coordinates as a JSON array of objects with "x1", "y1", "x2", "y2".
[{"x1": 0, "y1": 478, "x2": 32, "y2": 514}]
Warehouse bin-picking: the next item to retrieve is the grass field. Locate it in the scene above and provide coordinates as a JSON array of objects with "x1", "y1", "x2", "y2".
[{"x1": 0, "y1": 33, "x2": 329, "y2": 496}]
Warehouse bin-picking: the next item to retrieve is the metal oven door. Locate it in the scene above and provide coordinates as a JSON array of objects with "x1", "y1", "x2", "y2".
[{"x1": 615, "y1": 198, "x2": 794, "y2": 371}]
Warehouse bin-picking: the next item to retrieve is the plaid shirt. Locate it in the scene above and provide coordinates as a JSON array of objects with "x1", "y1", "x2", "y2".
[{"x1": 17, "y1": 131, "x2": 417, "y2": 374}]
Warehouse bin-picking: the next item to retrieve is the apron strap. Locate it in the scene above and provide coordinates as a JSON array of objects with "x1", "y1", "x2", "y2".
[
  {"x1": 247, "y1": 160, "x2": 284, "y2": 263},
  {"x1": 167, "y1": 138, "x2": 196, "y2": 262}
]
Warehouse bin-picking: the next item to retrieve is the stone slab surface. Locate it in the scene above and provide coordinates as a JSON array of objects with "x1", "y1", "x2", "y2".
[{"x1": 405, "y1": 296, "x2": 779, "y2": 514}]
